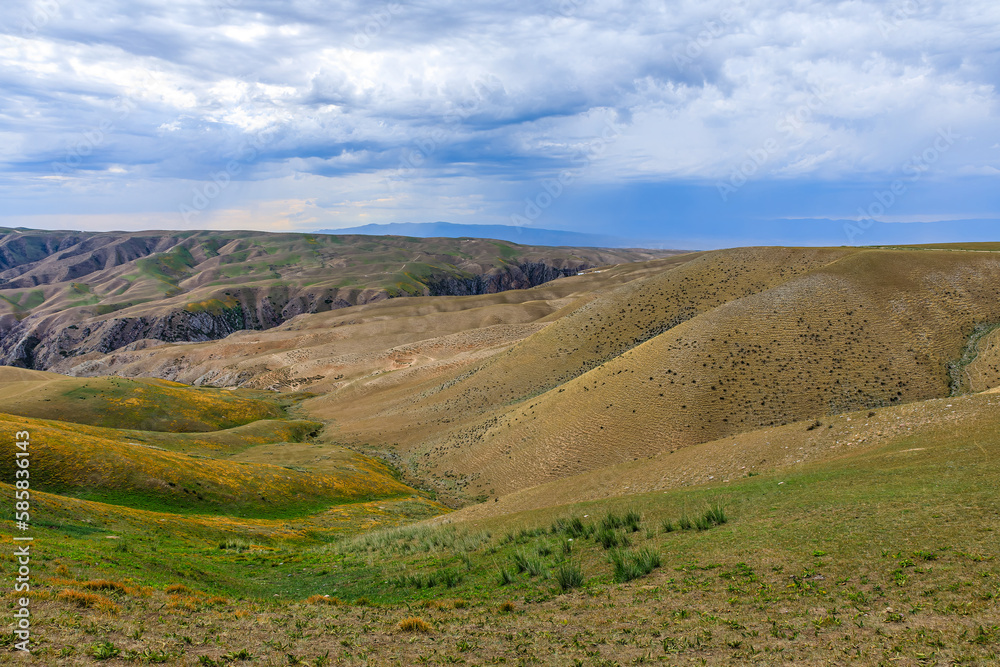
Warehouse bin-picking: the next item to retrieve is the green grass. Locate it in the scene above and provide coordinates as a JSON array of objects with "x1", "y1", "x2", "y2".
[{"x1": 554, "y1": 562, "x2": 584, "y2": 591}]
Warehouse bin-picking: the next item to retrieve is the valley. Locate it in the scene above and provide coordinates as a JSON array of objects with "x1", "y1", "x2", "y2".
[{"x1": 2, "y1": 236, "x2": 999, "y2": 665}]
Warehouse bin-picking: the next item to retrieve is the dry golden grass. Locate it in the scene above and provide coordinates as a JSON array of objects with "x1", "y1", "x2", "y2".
[
  {"x1": 0, "y1": 411, "x2": 414, "y2": 515},
  {"x1": 0, "y1": 369, "x2": 282, "y2": 431},
  {"x1": 305, "y1": 594, "x2": 340, "y2": 605},
  {"x1": 397, "y1": 616, "x2": 433, "y2": 633},
  {"x1": 79, "y1": 579, "x2": 129, "y2": 594},
  {"x1": 315, "y1": 247, "x2": 1000, "y2": 502},
  {"x1": 56, "y1": 589, "x2": 119, "y2": 614},
  {"x1": 164, "y1": 584, "x2": 194, "y2": 595}
]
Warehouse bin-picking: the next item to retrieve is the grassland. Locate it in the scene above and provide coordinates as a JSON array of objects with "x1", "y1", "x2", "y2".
[
  {"x1": 2, "y1": 388, "x2": 998, "y2": 665},
  {"x1": 0, "y1": 368, "x2": 283, "y2": 431},
  {"x1": 4, "y1": 243, "x2": 1000, "y2": 665}
]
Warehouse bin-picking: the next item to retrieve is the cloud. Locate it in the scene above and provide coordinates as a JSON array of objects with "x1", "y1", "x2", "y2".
[{"x1": 0, "y1": 0, "x2": 997, "y2": 237}]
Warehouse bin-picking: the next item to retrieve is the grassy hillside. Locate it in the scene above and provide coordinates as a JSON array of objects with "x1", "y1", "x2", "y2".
[
  {"x1": 308, "y1": 247, "x2": 1000, "y2": 501},
  {"x1": 0, "y1": 413, "x2": 416, "y2": 517},
  {"x1": 5, "y1": 388, "x2": 998, "y2": 665},
  {"x1": 5, "y1": 242, "x2": 1000, "y2": 664},
  {"x1": 0, "y1": 367, "x2": 283, "y2": 431}
]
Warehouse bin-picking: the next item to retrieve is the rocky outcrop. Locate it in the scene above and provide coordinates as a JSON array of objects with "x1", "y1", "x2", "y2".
[
  {"x1": 0, "y1": 228, "x2": 681, "y2": 371},
  {"x1": 0, "y1": 261, "x2": 590, "y2": 371},
  {"x1": 424, "y1": 262, "x2": 582, "y2": 296}
]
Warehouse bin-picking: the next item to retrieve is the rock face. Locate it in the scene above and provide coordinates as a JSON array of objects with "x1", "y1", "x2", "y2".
[
  {"x1": 425, "y1": 262, "x2": 581, "y2": 296},
  {"x1": 0, "y1": 228, "x2": 678, "y2": 371}
]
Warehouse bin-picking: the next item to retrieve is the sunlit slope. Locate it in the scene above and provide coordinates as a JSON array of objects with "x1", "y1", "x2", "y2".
[
  {"x1": 66, "y1": 254, "x2": 692, "y2": 388},
  {"x1": 313, "y1": 247, "x2": 854, "y2": 446},
  {"x1": 405, "y1": 248, "x2": 1000, "y2": 497},
  {"x1": 450, "y1": 387, "x2": 999, "y2": 520},
  {"x1": 0, "y1": 413, "x2": 414, "y2": 517},
  {"x1": 0, "y1": 367, "x2": 281, "y2": 431}
]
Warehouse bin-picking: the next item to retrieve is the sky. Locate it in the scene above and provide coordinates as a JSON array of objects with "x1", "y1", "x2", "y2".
[{"x1": 1, "y1": 0, "x2": 999, "y2": 248}]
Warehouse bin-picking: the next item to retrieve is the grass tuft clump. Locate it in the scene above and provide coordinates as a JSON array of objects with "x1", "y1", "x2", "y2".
[
  {"x1": 398, "y1": 617, "x2": 433, "y2": 633},
  {"x1": 609, "y1": 547, "x2": 662, "y2": 583},
  {"x1": 306, "y1": 595, "x2": 340, "y2": 605},
  {"x1": 58, "y1": 589, "x2": 119, "y2": 614},
  {"x1": 555, "y1": 562, "x2": 585, "y2": 592},
  {"x1": 80, "y1": 580, "x2": 129, "y2": 594}
]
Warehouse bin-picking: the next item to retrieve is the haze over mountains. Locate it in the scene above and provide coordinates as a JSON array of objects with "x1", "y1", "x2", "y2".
[{"x1": 315, "y1": 222, "x2": 672, "y2": 249}]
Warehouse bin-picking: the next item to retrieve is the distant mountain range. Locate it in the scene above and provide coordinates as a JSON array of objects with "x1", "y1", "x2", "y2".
[{"x1": 314, "y1": 222, "x2": 678, "y2": 249}]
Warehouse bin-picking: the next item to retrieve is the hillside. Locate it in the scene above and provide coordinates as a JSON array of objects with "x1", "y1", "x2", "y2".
[
  {"x1": 5, "y1": 383, "x2": 999, "y2": 665},
  {"x1": 4, "y1": 241, "x2": 1000, "y2": 665},
  {"x1": 0, "y1": 227, "x2": 676, "y2": 370},
  {"x1": 47, "y1": 244, "x2": 1000, "y2": 507},
  {"x1": 299, "y1": 246, "x2": 1000, "y2": 501}
]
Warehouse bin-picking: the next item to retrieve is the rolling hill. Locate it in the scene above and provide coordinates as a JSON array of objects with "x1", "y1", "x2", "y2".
[
  {"x1": 0, "y1": 227, "x2": 676, "y2": 371},
  {"x1": 4, "y1": 239, "x2": 1000, "y2": 665},
  {"x1": 52, "y1": 243, "x2": 1000, "y2": 506}
]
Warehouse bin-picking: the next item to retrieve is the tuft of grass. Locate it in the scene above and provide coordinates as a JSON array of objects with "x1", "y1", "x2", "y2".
[
  {"x1": 165, "y1": 584, "x2": 193, "y2": 595},
  {"x1": 596, "y1": 527, "x2": 630, "y2": 550},
  {"x1": 600, "y1": 512, "x2": 624, "y2": 531},
  {"x1": 562, "y1": 517, "x2": 591, "y2": 538},
  {"x1": 80, "y1": 579, "x2": 129, "y2": 594},
  {"x1": 439, "y1": 568, "x2": 463, "y2": 588},
  {"x1": 662, "y1": 519, "x2": 676, "y2": 533},
  {"x1": 497, "y1": 567, "x2": 514, "y2": 586},
  {"x1": 305, "y1": 595, "x2": 340, "y2": 605},
  {"x1": 398, "y1": 617, "x2": 433, "y2": 633},
  {"x1": 512, "y1": 551, "x2": 530, "y2": 573},
  {"x1": 609, "y1": 547, "x2": 662, "y2": 583},
  {"x1": 704, "y1": 503, "x2": 728, "y2": 526},
  {"x1": 499, "y1": 601, "x2": 516, "y2": 612},
  {"x1": 623, "y1": 509, "x2": 642, "y2": 532},
  {"x1": 678, "y1": 515, "x2": 693, "y2": 531},
  {"x1": 555, "y1": 563, "x2": 585, "y2": 592},
  {"x1": 58, "y1": 589, "x2": 119, "y2": 614}
]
